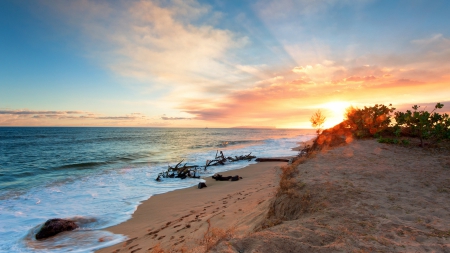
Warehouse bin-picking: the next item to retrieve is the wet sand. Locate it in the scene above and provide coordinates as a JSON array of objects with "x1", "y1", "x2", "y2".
[{"x1": 96, "y1": 161, "x2": 287, "y2": 253}]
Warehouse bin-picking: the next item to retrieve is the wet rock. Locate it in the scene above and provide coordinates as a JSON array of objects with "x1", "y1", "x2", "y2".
[{"x1": 35, "y1": 218, "x2": 78, "y2": 240}]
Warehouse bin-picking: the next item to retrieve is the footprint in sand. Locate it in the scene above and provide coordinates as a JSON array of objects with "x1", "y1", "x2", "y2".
[
  {"x1": 130, "y1": 248, "x2": 142, "y2": 253},
  {"x1": 123, "y1": 237, "x2": 138, "y2": 247},
  {"x1": 174, "y1": 239, "x2": 185, "y2": 246},
  {"x1": 157, "y1": 235, "x2": 166, "y2": 240},
  {"x1": 129, "y1": 244, "x2": 139, "y2": 250},
  {"x1": 147, "y1": 229, "x2": 160, "y2": 236}
]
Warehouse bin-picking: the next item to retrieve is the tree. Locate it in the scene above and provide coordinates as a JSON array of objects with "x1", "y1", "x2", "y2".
[
  {"x1": 394, "y1": 103, "x2": 449, "y2": 147},
  {"x1": 310, "y1": 109, "x2": 326, "y2": 135}
]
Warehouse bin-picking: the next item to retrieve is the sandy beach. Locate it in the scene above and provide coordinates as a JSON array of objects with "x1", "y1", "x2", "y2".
[
  {"x1": 96, "y1": 161, "x2": 287, "y2": 253},
  {"x1": 97, "y1": 139, "x2": 450, "y2": 252}
]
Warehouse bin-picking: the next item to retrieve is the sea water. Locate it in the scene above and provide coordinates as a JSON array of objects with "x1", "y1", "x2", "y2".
[{"x1": 0, "y1": 127, "x2": 315, "y2": 252}]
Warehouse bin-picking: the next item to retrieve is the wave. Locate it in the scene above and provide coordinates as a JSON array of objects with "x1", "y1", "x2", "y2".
[
  {"x1": 56, "y1": 162, "x2": 110, "y2": 170},
  {"x1": 54, "y1": 152, "x2": 155, "y2": 170},
  {"x1": 216, "y1": 139, "x2": 264, "y2": 147}
]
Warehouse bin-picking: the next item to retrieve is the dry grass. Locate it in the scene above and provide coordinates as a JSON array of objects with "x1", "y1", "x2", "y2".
[
  {"x1": 149, "y1": 243, "x2": 166, "y2": 253},
  {"x1": 202, "y1": 227, "x2": 236, "y2": 252},
  {"x1": 257, "y1": 153, "x2": 315, "y2": 230},
  {"x1": 277, "y1": 156, "x2": 308, "y2": 196},
  {"x1": 147, "y1": 225, "x2": 236, "y2": 253}
]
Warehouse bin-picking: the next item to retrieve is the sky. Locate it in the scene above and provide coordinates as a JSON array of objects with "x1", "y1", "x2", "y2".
[{"x1": 1, "y1": 0, "x2": 449, "y2": 128}]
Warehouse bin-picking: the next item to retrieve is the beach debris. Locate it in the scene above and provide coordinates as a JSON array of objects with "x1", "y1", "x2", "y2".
[
  {"x1": 156, "y1": 150, "x2": 256, "y2": 181},
  {"x1": 255, "y1": 158, "x2": 291, "y2": 162},
  {"x1": 198, "y1": 182, "x2": 207, "y2": 189},
  {"x1": 212, "y1": 173, "x2": 243, "y2": 181},
  {"x1": 35, "y1": 218, "x2": 78, "y2": 240}
]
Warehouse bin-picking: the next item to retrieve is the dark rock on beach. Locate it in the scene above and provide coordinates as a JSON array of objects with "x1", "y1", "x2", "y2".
[{"x1": 35, "y1": 218, "x2": 78, "y2": 240}]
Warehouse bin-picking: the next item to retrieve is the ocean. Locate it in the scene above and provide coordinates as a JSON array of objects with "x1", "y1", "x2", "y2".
[{"x1": 0, "y1": 127, "x2": 315, "y2": 252}]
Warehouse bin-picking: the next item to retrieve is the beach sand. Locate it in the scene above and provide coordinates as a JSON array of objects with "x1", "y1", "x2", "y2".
[
  {"x1": 97, "y1": 139, "x2": 450, "y2": 252},
  {"x1": 96, "y1": 161, "x2": 287, "y2": 253}
]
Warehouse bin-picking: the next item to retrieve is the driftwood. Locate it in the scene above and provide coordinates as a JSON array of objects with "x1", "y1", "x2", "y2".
[
  {"x1": 155, "y1": 143, "x2": 313, "y2": 181},
  {"x1": 255, "y1": 158, "x2": 290, "y2": 162},
  {"x1": 156, "y1": 150, "x2": 256, "y2": 181}
]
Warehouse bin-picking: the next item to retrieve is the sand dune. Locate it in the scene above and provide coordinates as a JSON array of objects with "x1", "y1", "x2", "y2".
[{"x1": 215, "y1": 139, "x2": 450, "y2": 252}]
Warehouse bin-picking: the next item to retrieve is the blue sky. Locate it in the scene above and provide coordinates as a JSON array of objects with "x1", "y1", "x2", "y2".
[{"x1": 1, "y1": 0, "x2": 449, "y2": 127}]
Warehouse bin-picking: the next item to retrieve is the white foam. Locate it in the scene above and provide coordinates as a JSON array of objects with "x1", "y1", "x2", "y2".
[{"x1": 0, "y1": 134, "x2": 314, "y2": 252}]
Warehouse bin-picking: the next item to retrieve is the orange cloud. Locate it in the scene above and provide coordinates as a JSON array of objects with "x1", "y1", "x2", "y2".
[
  {"x1": 0, "y1": 109, "x2": 151, "y2": 126},
  {"x1": 344, "y1": 75, "x2": 377, "y2": 82}
]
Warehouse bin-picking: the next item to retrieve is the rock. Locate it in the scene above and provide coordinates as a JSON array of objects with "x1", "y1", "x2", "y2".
[
  {"x1": 35, "y1": 218, "x2": 78, "y2": 240},
  {"x1": 198, "y1": 182, "x2": 207, "y2": 189}
]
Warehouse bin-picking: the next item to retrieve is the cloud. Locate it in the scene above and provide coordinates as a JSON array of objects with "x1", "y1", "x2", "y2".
[
  {"x1": 292, "y1": 65, "x2": 312, "y2": 73},
  {"x1": 0, "y1": 109, "x2": 150, "y2": 126},
  {"x1": 46, "y1": 0, "x2": 249, "y2": 95},
  {"x1": 344, "y1": 75, "x2": 377, "y2": 82},
  {"x1": 161, "y1": 116, "x2": 193, "y2": 120},
  {"x1": 255, "y1": 75, "x2": 284, "y2": 87},
  {"x1": 411, "y1": 34, "x2": 446, "y2": 45},
  {"x1": 180, "y1": 78, "x2": 316, "y2": 125},
  {"x1": 0, "y1": 110, "x2": 86, "y2": 115}
]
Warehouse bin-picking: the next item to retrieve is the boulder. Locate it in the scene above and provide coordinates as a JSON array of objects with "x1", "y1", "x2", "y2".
[{"x1": 35, "y1": 218, "x2": 78, "y2": 240}]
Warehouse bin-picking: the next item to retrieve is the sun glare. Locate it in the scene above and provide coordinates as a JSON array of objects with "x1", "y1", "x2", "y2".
[{"x1": 321, "y1": 101, "x2": 351, "y2": 128}]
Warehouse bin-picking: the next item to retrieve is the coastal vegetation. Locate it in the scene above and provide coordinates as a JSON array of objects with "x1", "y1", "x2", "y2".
[
  {"x1": 393, "y1": 103, "x2": 450, "y2": 147},
  {"x1": 310, "y1": 109, "x2": 326, "y2": 135},
  {"x1": 335, "y1": 102, "x2": 449, "y2": 147}
]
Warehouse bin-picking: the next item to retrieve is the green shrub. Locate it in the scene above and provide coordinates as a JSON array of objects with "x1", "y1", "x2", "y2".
[
  {"x1": 394, "y1": 103, "x2": 450, "y2": 146},
  {"x1": 344, "y1": 104, "x2": 396, "y2": 138}
]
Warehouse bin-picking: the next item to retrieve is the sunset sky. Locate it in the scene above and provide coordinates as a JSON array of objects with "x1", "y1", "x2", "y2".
[{"x1": 1, "y1": 0, "x2": 449, "y2": 128}]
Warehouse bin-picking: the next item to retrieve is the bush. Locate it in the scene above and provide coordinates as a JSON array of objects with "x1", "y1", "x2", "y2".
[
  {"x1": 394, "y1": 103, "x2": 450, "y2": 146},
  {"x1": 344, "y1": 104, "x2": 396, "y2": 138}
]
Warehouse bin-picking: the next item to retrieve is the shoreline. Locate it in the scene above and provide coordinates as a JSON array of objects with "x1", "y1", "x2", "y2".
[{"x1": 96, "y1": 161, "x2": 288, "y2": 252}]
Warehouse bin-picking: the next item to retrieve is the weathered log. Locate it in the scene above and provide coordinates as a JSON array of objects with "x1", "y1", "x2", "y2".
[
  {"x1": 157, "y1": 150, "x2": 258, "y2": 180},
  {"x1": 255, "y1": 158, "x2": 290, "y2": 162}
]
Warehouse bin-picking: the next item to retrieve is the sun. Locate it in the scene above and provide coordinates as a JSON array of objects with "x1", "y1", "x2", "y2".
[
  {"x1": 321, "y1": 101, "x2": 351, "y2": 128},
  {"x1": 323, "y1": 101, "x2": 351, "y2": 115}
]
